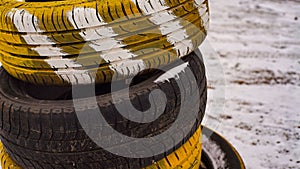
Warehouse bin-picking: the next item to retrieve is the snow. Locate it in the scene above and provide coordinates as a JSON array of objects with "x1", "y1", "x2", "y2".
[
  {"x1": 200, "y1": 0, "x2": 300, "y2": 168},
  {"x1": 0, "y1": 0, "x2": 299, "y2": 168}
]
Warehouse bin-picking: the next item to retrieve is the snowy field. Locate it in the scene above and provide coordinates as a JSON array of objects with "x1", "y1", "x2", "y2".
[
  {"x1": 0, "y1": 0, "x2": 299, "y2": 169},
  {"x1": 201, "y1": 0, "x2": 300, "y2": 168}
]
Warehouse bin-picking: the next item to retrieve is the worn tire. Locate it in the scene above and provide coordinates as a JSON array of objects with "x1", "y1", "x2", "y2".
[
  {"x1": 0, "y1": 50, "x2": 207, "y2": 168},
  {"x1": 0, "y1": 0, "x2": 209, "y2": 85},
  {"x1": 1, "y1": 127, "x2": 202, "y2": 169}
]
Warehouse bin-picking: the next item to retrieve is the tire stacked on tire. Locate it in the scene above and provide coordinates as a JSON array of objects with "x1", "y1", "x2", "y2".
[{"x1": 0, "y1": 0, "x2": 209, "y2": 168}]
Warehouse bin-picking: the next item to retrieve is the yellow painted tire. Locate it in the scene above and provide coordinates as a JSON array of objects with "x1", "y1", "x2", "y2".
[
  {"x1": 0, "y1": 0, "x2": 209, "y2": 86},
  {"x1": 0, "y1": 127, "x2": 202, "y2": 169},
  {"x1": 0, "y1": 142, "x2": 21, "y2": 169}
]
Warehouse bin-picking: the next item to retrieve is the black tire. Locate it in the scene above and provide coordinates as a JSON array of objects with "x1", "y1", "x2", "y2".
[
  {"x1": 0, "y1": 50, "x2": 207, "y2": 169},
  {"x1": 0, "y1": 126, "x2": 203, "y2": 169}
]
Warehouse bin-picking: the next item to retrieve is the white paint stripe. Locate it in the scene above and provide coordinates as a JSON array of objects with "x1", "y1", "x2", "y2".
[
  {"x1": 154, "y1": 62, "x2": 189, "y2": 83},
  {"x1": 199, "y1": 4, "x2": 208, "y2": 16},
  {"x1": 195, "y1": 0, "x2": 209, "y2": 31},
  {"x1": 8, "y1": 9, "x2": 91, "y2": 84},
  {"x1": 132, "y1": 0, "x2": 194, "y2": 56},
  {"x1": 67, "y1": 8, "x2": 136, "y2": 62},
  {"x1": 194, "y1": 0, "x2": 206, "y2": 7},
  {"x1": 72, "y1": 7, "x2": 105, "y2": 28},
  {"x1": 109, "y1": 60, "x2": 146, "y2": 77},
  {"x1": 67, "y1": 7, "x2": 146, "y2": 76},
  {"x1": 8, "y1": 9, "x2": 54, "y2": 45},
  {"x1": 9, "y1": 9, "x2": 40, "y2": 32},
  {"x1": 59, "y1": 70, "x2": 92, "y2": 84},
  {"x1": 84, "y1": 8, "x2": 104, "y2": 26},
  {"x1": 149, "y1": 11, "x2": 177, "y2": 25},
  {"x1": 46, "y1": 58, "x2": 82, "y2": 68},
  {"x1": 201, "y1": 10, "x2": 209, "y2": 30},
  {"x1": 88, "y1": 38, "x2": 124, "y2": 53},
  {"x1": 202, "y1": 14, "x2": 209, "y2": 23},
  {"x1": 8, "y1": 10, "x2": 67, "y2": 56},
  {"x1": 149, "y1": 0, "x2": 168, "y2": 11},
  {"x1": 131, "y1": 0, "x2": 168, "y2": 14}
]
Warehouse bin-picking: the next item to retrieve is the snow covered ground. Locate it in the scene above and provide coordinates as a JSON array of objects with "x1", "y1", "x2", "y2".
[{"x1": 201, "y1": 0, "x2": 300, "y2": 168}]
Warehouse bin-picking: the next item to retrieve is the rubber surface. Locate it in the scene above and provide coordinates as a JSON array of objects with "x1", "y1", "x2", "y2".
[
  {"x1": 0, "y1": 0, "x2": 209, "y2": 86},
  {"x1": 0, "y1": 127, "x2": 202, "y2": 169},
  {"x1": 1, "y1": 126, "x2": 247, "y2": 169},
  {"x1": 200, "y1": 126, "x2": 246, "y2": 169},
  {"x1": 0, "y1": 50, "x2": 207, "y2": 168}
]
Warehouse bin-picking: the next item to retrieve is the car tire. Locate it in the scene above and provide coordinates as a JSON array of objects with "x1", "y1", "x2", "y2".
[{"x1": 0, "y1": 50, "x2": 207, "y2": 168}]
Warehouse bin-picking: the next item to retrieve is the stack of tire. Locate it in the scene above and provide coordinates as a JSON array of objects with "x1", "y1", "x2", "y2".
[{"x1": 0, "y1": 0, "x2": 209, "y2": 168}]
